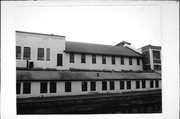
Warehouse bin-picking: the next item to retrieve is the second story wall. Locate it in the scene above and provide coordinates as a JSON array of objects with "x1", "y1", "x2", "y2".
[{"x1": 16, "y1": 31, "x2": 66, "y2": 69}]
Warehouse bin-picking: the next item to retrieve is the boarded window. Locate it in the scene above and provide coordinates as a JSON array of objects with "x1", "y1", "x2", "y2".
[
  {"x1": 110, "y1": 81, "x2": 115, "y2": 90},
  {"x1": 137, "y1": 58, "x2": 140, "y2": 65},
  {"x1": 57, "y1": 54, "x2": 63, "y2": 66},
  {"x1": 50, "y1": 82, "x2": 56, "y2": 93},
  {"x1": 70, "y1": 53, "x2": 74, "y2": 63},
  {"x1": 23, "y1": 82, "x2": 31, "y2": 94},
  {"x1": 129, "y1": 57, "x2": 132, "y2": 65},
  {"x1": 81, "y1": 54, "x2": 86, "y2": 63},
  {"x1": 155, "y1": 80, "x2": 159, "y2": 88},
  {"x1": 90, "y1": 81, "x2": 96, "y2": 91},
  {"x1": 82, "y1": 81, "x2": 88, "y2": 91},
  {"x1": 142, "y1": 80, "x2": 146, "y2": 88},
  {"x1": 127, "y1": 81, "x2": 131, "y2": 89},
  {"x1": 102, "y1": 81, "x2": 107, "y2": 90},
  {"x1": 92, "y1": 54, "x2": 96, "y2": 64},
  {"x1": 46, "y1": 48, "x2": 50, "y2": 61},
  {"x1": 37, "y1": 48, "x2": 44, "y2": 60},
  {"x1": 112, "y1": 56, "x2": 115, "y2": 64},
  {"x1": 23, "y1": 47, "x2": 31, "y2": 60},
  {"x1": 136, "y1": 81, "x2": 140, "y2": 89},
  {"x1": 120, "y1": 81, "x2": 124, "y2": 89},
  {"x1": 16, "y1": 82, "x2": 21, "y2": 94},
  {"x1": 102, "y1": 55, "x2": 106, "y2": 64},
  {"x1": 121, "y1": 57, "x2": 124, "y2": 65},
  {"x1": 16, "y1": 46, "x2": 21, "y2": 59},
  {"x1": 40, "y1": 82, "x2": 47, "y2": 93},
  {"x1": 65, "y1": 82, "x2": 71, "y2": 92},
  {"x1": 150, "y1": 80, "x2": 154, "y2": 88}
]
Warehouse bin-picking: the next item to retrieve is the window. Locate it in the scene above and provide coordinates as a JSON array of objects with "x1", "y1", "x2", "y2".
[
  {"x1": 46, "y1": 48, "x2": 50, "y2": 61},
  {"x1": 120, "y1": 81, "x2": 124, "y2": 89},
  {"x1": 110, "y1": 81, "x2": 115, "y2": 90},
  {"x1": 70, "y1": 53, "x2": 74, "y2": 63},
  {"x1": 129, "y1": 58, "x2": 132, "y2": 65},
  {"x1": 50, "y1": 82, "x2": 56, "y2": 93},
  {"x1": 37, "y1": 48, "x2": 44, "y2": 60},
  {"x1": 137, "y1": 58, "x2": 140, "y2": 65},
  {"x1": 127, "y1": 81, "x2": 131, "y2": 89},
  {"x1": 16, "y1": 82, "x2": 21, "y2": 94},
  {"x1": 102, "y1": 81, "x2": 107, "y2": 90},
  {"x1": 90, "y1": 81, "x2": 96, "y2": 91},
  {"x1": 142, "y1": 80, "x2": 146, "y2": 88},
  {"x1": 81, "y1": 54, "x2": 86, "y2": 63},
  {"x1": 65, "y1": 82, "x2": 71, "y2": 92},
  {"x1": 82, "y1": 81, "x2": 88, "y2": 91},
  {"x1": 150, "y1": 80, "x2": 154, "y2": 88},
  {"x1": 155, "y1": 80, "x2": 159, "y2": 88},
  {"x1": 102, "y1": 55, "x2": 106, "y2": 64},
  {"x1": 40, "y1": 82, "x2": 48, "y2": 93},
  {"x1": 112, "y1": 56, "x2": 115, "y2": 64},
  {"x1": 57, "y1": 54, "x2": 63, "y2": 66},
  {"x1": 121, "y1": 57, "x2": 124, "y2": 65},
  {"x1": 23, "y1": 47, "x2": 31, "y2": 60},
  {"x1": 23, "y1": 82, "x2": 31, "y2": 94},
  {"x1": 92, "y1": 54, "x2": 96, "y2": 64},
  {"x1": 16, "y1": 46, "x2": 21, "y2": 59},
  {"x1": 136, "y1": 81, "x2": 140, "y2": 89}
]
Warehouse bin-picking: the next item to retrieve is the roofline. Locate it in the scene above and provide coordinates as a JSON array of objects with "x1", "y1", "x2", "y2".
[
  {"x1": 125, "y1": 46, "x2": 143, "y2": 56},
  {"x1": 64, "y1": 50, "x2": 143, "y2": 58},
  {"x1": 16, "y1": 31, "x2": 66, "y2": 37}
]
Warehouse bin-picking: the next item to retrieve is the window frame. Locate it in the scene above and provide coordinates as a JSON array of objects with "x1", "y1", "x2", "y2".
[
  {"x1": 150, "y1": 80, "x2": 154, "y2": 88},
  {"x1": 92, "y1": 54, "x2": 96, "y2": 64},
  {"x1": 70, "y1": 53, "x2": 75, "y2": 63},
  {"x1": 137, "y1": 58, "x2": 140, "y2": 65},
  {"x1": 16, "y1": 46, "x2": 21, "y2": 59},
  {"x1": 23, "y1": 47, "x2": 31, "y2": 60},
  {"x1": 136, "y1": 80, "x2": 140, "y2": 89},
  {"x1": 127, "y1": 81, "x2": 131, "y2": 89},
  {"x1": 65, "y1": 82, "x2": 71, "y2": 92},
  {"x1": 120, "y1": 81, "x2": 124, "y2": 90},
  {"x1": 40, "y1": 82, "x2": 48, "y2": 93},
  {"x1": 50, "y1": 82, "x2": 56, "y2": 93},
  {"x1": 112, "y1": 56, "x2": 115, "y2": 65},
  {"x1": 142, "y1": 80, "x2": 146, "y2": 88},
  {"x1": 102, "y1": 81, "x2": 107, "y2": 91},
  {"x1": 110, "y1": 81, "x2": 115, "y2": 90},
  {"x1": 121, "y1": 57, "x2": 124, "y2": 65},
  {"x1": 102, "y1": 55, "x2": 106, "y2": 64},
  {"x1": 81, "y1": 54, "x2": 86, "y2": 63},
  {"x1": 81, "y1": 81, "x2": 88, "y2": 91},
  {"x1": 129, "y1": 57, "x2": 132, "y2": 65},
  {"x1": 90, "y1": 81, "x2": 96, "y2": 91},
  {"x1": 46, "y1": 48, "x2": 50, "y2": 61},
  {"x1": 37, "y1": 48, "x2": 44, "y2": 60},
  {"x1": 23, "y1": 82, "x2": 31, "y2": 94},
  {"x1": 16, "y1": 82, "x2": 21, "y2": 94}
]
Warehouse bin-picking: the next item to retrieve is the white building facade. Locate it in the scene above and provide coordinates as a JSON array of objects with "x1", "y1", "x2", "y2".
[{"x1": 16, "y1": 31, "x2": 143, "y2": 71}]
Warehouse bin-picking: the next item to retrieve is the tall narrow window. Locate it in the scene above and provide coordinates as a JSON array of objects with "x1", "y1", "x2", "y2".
[
  {"x1": 82, "y1": 81, "x2": 88, "y2": 91},
  {"x1": 16, "y1": 82, "x2": 21, "y2": 94},
  {"x1": 50, "y1": 82, "x2": 56, "y2": 93},
  {"x1": 16, "y1": 46, "x2": 21, "y2": 59},
  {"x1": 92, "y1": 54, "x2": 96, "y2": 64},
  {"x1": 142, "y1": 80, "x2": 146, "y2": 88},
  {"x1": 136, "y1": 81, "x2": 140, "y2": 89},
  {"x1": 110, "y1": 81, "x2": 115, "y2": 90},
  {"x1": 121, "y1": 57, "x2": 124, "y2": 65},
  {"x1": 155, "y1": 80, "x2": 159, "y2": 88},
  {"x1": 102, "y1": 81, "x2": 107, "y2": 90},
  {"x1": 129, "y1": 58, "x2": 132, "y2": 65},
  {"x1": 120, "y1": 81, "x2": 124, "y2": 89},
  {"x1": 65, "y1": 82, "x2": 71, "y2": 92},
  {"x1": 90, "y1": 81, "x2": 96, "y2": 91},
  {"x1": 102, "y1": 55, "x2": 106, "y2": 64},
  {"x1": 70, "y1": 53, "x2": 74, "y2": 63},
  {"x1": 40, "y1": 82, "x2": 47, "y2": 93},
  {"x1": 137, "y1": 58, "x2": 140, "y2": 65},
  {"x1": 46, "y1": 48, "x2": 50, "y2": 61},
  {"x1": 81, "y1": 54, "x2": 86, "y2": 63},
  {"x1": 23, "y1": 82, "x2": 31, "y2": 94},
  {"x1": 127, "y1": 81, "x2": 131, "y2": 89},
  {"x1": 57, "y1": 54, "x2": 63, "y2": 66},
  {"x1": 23, "y1": 47, "x2": 31, "y2": 60},
  {"x1": 150, "y1": 80, "x2": 154, "y2": 88},
  {"x1": 37, "y1": 48, "x2": 44, "y2": 60},
  {"x1": 112, "y1": 56, "x2": 115, "y2": 64}
]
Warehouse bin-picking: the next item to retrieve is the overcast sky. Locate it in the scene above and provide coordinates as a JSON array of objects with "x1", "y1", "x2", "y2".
[{"x1": 15, "y1": 5, "x2": 161, "y2": 49}]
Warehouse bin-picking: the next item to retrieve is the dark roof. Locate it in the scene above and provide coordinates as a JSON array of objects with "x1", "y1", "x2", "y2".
[
  {"x1": 16, "y1": 31, "x2": 66, "y2": 38},
  {"x1": 17, "y1": 71, "x2": 161, "y2": 81},
  {"x1": 65, "y1": 41, "x2": 142, "y2": 57},
  {"x1": 141, "y1": 45, "x2": 161, "y2": 51}
]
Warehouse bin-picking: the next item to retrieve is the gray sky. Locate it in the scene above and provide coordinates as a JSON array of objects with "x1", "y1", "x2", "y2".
[{"x1": 15, "y1": 5, "x2": 161, "y2": 49}]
